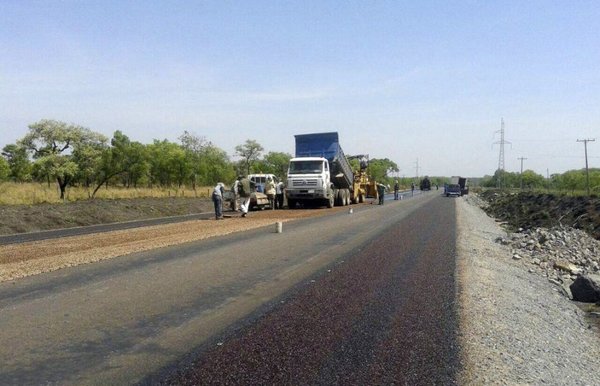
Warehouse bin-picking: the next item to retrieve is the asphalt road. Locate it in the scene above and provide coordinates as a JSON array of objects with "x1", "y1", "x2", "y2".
[{"x1": 0, "y1": 190, "x2": 456, "y2": 385}]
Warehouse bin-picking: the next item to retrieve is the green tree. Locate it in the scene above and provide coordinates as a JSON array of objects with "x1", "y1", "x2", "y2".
[
  {"x1": 126, "y1": 142, "x2": 150, "y2": 188},
  {"x1": 520, "y1": 170, "x2": 545, "y2": 189},
  {"x1": 146, "y1": 139, "x2": 190, "y2": 187},
  {"x1": 482, "y1": 169, "x2": 520, "y2": 189},
  {"x1": 255, "y1": 151, "x2": 292, "y2": 178},
  {"x1": 88, "y1": 131, "x2": 149, "y2": 197},
  {"x1": 0, "y1": 156, "x2": 9, "y2": 181},
  {"x1": 1, "y1": 144, "x2": 32, "y2": 182},
  {"x1": 72, "y1": 141, "x2": 107, "y2": 188},
  {"x1": 235, "y1": 139, "x2": 264, "y2": 175},
  {"x1": 179, "y1": 131, "x2": 210, "y2": 190},
  {"x1": 368, "y1": 158, "x2": 399, "y2": 184},
  {"x1": 18, "y1": 120, "x2": 107, "y2": 199},
  {"x1": 556, "y1": 170, "x2": 586, "y2": 193},
  {"x1": 198, "y1": 144, "x2": 235, "y2": 185}
]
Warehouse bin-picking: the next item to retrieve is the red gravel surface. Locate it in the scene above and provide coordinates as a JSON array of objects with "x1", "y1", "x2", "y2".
[{"x1": 160, "y1": 197, "x2": 460, "y2": 385}]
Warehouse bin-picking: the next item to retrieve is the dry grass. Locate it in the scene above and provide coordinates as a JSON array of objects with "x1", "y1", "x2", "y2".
[{"x1": 0, "y1": 182, "x2": 213, "y2": 205}]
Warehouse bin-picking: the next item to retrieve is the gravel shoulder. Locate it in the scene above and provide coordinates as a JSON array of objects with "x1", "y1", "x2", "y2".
[
  {"x1": 457, "y1": 195, "x2": 600, "y2": 385},
  {"x1": 0, "y1": 204, "x2": 369, "y2": 282}
]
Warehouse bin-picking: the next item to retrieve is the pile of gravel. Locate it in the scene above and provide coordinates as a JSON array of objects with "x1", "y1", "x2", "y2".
[
  {"x1": 457, "y1": 194, "x2": 600, "y2": 385},
  {"x1": 495, "y1": 226, "x2": 600, "y2": 295}
]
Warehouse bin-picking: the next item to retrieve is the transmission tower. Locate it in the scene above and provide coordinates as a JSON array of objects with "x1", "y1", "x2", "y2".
[
  {"x1": 493, "y1": 118, "x2": 511, "y2": 171},
  {"x1": 492, "y1": 118, "x2": 512, "y2": 188}
]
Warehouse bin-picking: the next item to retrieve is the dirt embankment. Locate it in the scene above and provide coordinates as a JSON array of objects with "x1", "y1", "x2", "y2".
[
  {"x1": 479, "y1": 190, "x2": 600, "y2": 240},
  {"x1": 0, "y1": 197, "x2": 214, "y2": 235}
]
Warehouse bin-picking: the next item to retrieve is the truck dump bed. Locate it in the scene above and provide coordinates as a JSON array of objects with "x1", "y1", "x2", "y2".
[{"x1": 295, "y1": 132, "x2": 353, "y2": 189}]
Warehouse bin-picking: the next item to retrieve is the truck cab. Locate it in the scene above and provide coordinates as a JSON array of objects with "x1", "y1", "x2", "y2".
[{"x1": 286, "y1": 157, "x2": 333, "y2": 208}]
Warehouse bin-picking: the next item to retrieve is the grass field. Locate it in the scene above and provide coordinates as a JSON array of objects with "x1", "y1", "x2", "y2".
[{"x1": 0, "y1": 182, "x2": 213, "y2": 205}]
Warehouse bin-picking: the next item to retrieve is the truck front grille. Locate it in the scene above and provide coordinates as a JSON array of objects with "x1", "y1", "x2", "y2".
[{"x1": 292, "y1": 179, "x2": 318, "y2": 187}]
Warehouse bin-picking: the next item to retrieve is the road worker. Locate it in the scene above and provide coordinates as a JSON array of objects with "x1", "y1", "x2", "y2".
[
  {"x1": 264, "y1": 176, "x2": 276, "y2": 210},
  {"x1": 212, "y1": 182, "x2": 225, "y2": 220}
]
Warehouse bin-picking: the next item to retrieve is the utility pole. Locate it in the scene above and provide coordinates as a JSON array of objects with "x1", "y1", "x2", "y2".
[
  {"x1": 518, "y1": 157, "x2": 527, "y2": 190},
  {"x1": 493, "y1": 118, "x2": 511, "y2": 188},
  {"x1": 577, "y1": 138, "x2": 595, "y2": 196}
]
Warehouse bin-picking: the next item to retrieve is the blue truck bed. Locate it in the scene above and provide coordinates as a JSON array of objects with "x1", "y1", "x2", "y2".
[{"x1": 294, "y1": 132, "x2": 354, "y2": 189}]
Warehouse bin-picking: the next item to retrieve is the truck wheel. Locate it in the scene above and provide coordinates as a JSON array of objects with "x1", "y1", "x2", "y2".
[
  {"x1": 344, "y1": 189, "x2": 350, "y2": 205},
  {"x1": 333, "y1": 189, "x2": 340, "y2": 206},
  {"x1": 327, "y1": 194, "x2": 334, "y2": 208}
]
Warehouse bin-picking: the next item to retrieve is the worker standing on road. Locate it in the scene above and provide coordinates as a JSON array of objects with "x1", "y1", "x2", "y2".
[
  {"x1": 394, "y1": 180, "x2": 399, "y2": 200},
  {"x1": 275, "y1": 180, "x2": 285, "y2": 209},
  {"x1": 212, "y1": 182, "x2": 225, "y2": 220},
  {"x1": 264, "y1": 176, "x2": 276, "y2": 210},
  {"x1": 231, "y1": 179, "x2": 240, "y2": 211},
  {"x1": 238, "y1": 175, "x2": 254, "y2": 218},
  {"x1": 411, "y1": 182, "x2": 415, "y2": 196},
  {"x1": 377, "y1": 183, "x2": 386, "y2": 205}
]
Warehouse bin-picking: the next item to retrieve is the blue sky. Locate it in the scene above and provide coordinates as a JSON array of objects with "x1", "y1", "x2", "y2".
[{"x1": 1, "y1": 1, "x2": 599, "y2": 177}]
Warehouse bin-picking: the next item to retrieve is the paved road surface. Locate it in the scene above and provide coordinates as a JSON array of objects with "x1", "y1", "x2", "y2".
[
  {"x1": 157, "y1": 191, "x2": 459, "y2": 385},
  {"x1": 0, "y1": 191, "x2": 456, "y2": 385}
]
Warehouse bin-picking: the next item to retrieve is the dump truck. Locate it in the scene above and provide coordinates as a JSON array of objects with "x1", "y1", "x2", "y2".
[
  {"x1": 420, "y1": 176, "x2": 431, "y2": 191},
  {"x1": 458, "y1": 177, "x2": 469, "y2": 195},
  {"x1": 449, "y1": 176, "x2": 469, "y2": 196},
  {"x1": 286, "y1": 132, "x2": 356, "y2": 208}
]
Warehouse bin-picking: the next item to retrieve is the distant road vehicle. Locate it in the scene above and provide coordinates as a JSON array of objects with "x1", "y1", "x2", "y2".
[
  {"x1": 420, "y1": 176, "x2": 431, "y2": 191},
  {"x1": 445, "y1": 184, "x2": 462, "y2": 197},
  {"x1": 450, "y1": 176, "x2": 469, "y2": 196}
]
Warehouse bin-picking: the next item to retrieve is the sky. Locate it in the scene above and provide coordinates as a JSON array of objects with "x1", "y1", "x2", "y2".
[{"x1": 1, "y1": 0, "x2": 599, "y2": 178}]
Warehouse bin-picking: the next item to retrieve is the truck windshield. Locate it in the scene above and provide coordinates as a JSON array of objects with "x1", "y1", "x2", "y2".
[{"x1": 288, "y1": 160, "x2": 323, "y2": 174}]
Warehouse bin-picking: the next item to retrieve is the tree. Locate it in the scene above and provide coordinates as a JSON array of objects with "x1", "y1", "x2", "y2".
[
  {"x1": 72, "y1": 141, "x2": 107, "y2": 188},
  {"x1": 557, "y1": 170, "x2": 586, "y2": 193},
  {"x1": 18, "y1": 120, "x2": 107, "y2": 199},
  {"x1": 146, "y1": 139, "x2": 190, "y2": 187},
  {"x1": 88, "y1": 131, "x2": 149, "y2": 198},
  {"x1": 520, "y1": 170, "x2": 545, "y2": 189},
  {"x1": 197, "y1": 145, "x2": 236, "y2": 186},
  {"x1": 179, "y1": 131, "x2": 210, "y2": 190},
  {"x1": 235, "y1": 140, "x2": 264, "y2": 175},
  {"x1": 0, "y1": 156, "x2": 9, "y2": 181},
  {"x1": 1, "y1": 144, "x2": 32, "y2": 182},
  {"x1": 368, "y1": 158, "x2": 399, "y2": 184},
  {"x1": 255, "y1": 151, "x2": 292, "y2": 178}
]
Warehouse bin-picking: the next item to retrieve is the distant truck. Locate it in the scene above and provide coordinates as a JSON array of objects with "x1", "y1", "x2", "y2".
[
  {"x1": 449, "y1": 176, "x2": 469, "y2": 196},
  {"x1": 420, "y1": 176, "x2": 431, "y2": 191},
  {"x1": 286, "y1": 132, "x2": 357, "y2": 208},
  {"x1": 445, "y1": 184, "x2": 462, "y2": 197}
]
